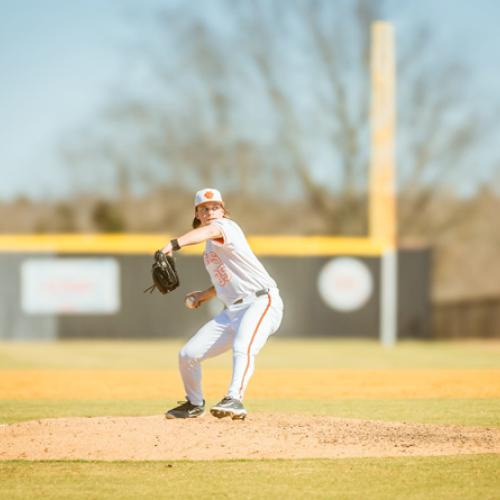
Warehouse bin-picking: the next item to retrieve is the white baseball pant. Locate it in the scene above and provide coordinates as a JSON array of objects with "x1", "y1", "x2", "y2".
[{"x1": 178, "y1": 288, "x2": 283, "y2": 406}]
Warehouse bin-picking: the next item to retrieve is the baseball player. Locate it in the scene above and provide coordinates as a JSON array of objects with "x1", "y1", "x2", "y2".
[{"x1": 162, "y1": 188, "x2": 284, "y2": 420}]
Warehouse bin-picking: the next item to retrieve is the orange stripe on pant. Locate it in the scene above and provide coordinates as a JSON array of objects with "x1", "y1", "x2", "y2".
[{"x1": 239, "y1": 293, "x2": 272, "y2": 398}]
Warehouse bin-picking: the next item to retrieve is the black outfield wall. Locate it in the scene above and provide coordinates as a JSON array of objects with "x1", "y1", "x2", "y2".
[{"x1": 0, "y1": 249, "x2": 431, "y2": 340}]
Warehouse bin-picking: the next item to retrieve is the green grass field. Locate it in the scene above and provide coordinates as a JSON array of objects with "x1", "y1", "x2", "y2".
[
  {"x1": 1, "y1": 338, "x2": 499, "y2": 369},
  {"x1": 1, "y1": 339, "x2": 499, "y2": 499},
  {"x1": 2, "y1": 398, "x2": 499, "y2": 427},
  {"x1": 1, "y1": 455, "x2": 498, "y2": 500}
]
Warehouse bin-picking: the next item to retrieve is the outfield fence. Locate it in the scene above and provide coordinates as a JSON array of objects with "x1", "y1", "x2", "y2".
[
  {"x1": 433, "y1": 295, "x2": 500, "y2": 338},
  {"x1": 0, "y1": 235, "x2": 431, "y2": 340}
]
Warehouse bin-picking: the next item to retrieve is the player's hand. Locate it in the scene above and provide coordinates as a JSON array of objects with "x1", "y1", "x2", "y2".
[
  {"x1": 184, "y1": 291, "x2": 204, "y2": 309},
  {"x1": 161, "y1": 243, "x2": 173, "y2": 256}
]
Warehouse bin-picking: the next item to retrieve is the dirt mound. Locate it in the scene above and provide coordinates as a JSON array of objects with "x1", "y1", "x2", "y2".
[{"x1": 1, "y1": 414, "x2": 498, "y2": 461}]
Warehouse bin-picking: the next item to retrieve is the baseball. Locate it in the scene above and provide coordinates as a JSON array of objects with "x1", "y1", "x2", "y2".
[{"x1": 185, "y1": 296, "x2": 197, "y2": 309}]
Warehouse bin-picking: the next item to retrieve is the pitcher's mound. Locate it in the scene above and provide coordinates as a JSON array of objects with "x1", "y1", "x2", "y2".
[{"x1": 1, "y1": 414, "x2": 498, "y2": 461}]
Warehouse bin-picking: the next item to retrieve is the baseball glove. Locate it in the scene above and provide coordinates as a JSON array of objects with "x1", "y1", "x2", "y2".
[{"x1": 144, "y1": 250, "x2": 180, "y2": 295}]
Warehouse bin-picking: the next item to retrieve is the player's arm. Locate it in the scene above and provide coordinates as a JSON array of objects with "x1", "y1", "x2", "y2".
[
  {"x1": 199, "y1": 286, "x2": 216, "y2": 301},
  {"x1": 161, "y1": 224, "x2": 222, "y2": 255}
]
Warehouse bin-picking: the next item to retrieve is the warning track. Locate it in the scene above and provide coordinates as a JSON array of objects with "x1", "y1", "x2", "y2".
[{"x1": 1, "y1": 369, "x2": 499, "y2": 399}]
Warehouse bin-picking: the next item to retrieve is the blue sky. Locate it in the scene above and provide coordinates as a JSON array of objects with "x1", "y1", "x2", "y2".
[{"x1": 1, "y1": 0, "x2": 499, "y2": 200}]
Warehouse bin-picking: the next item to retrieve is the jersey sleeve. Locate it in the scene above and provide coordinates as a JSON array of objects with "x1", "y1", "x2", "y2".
[{"x1": 211, "y1": 218, "x2": 238, "y2": 246}]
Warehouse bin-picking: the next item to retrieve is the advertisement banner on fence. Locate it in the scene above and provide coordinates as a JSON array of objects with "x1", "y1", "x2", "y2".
[{"x1": 21, "y1": 258, "x2": 120, "y2": 315}]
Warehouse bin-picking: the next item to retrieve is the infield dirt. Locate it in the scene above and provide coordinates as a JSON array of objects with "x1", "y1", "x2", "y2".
[{"x1": 1, "y1": 414, "x2": 499, "y2": 461}]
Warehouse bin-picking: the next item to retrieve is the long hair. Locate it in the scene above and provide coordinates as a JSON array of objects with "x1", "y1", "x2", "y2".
[
  {"x1": 192, "y1": 208, "x2": 230, "y2": 229},
  {"x1": 192, "y1": 216, "x2": 202, "y2": 229}
]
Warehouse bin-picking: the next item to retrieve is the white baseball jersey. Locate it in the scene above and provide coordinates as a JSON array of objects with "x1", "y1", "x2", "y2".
[{"x1": 203, "y1": 218, "x2": 277, "y2": 307}]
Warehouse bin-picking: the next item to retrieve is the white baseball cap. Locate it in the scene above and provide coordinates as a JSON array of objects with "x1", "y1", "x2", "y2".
[{"x1": 194, "y1": 188, "x2": 224, "y2": 207}]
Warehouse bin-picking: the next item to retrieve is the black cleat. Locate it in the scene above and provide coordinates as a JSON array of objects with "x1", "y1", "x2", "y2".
[
  {"x1": 210, "y1": 396, "x2": 247, "y2": 420},
  {"x1": 165, "y1": 399, "x2": 205, "y2": 419}
]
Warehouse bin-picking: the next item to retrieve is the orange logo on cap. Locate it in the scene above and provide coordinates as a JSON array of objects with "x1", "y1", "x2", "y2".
[{"x1": 204, "y1": 191, "x2": 214, "y2": 199}]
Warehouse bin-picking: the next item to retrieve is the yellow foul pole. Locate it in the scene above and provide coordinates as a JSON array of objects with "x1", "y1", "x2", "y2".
[
  {"x1": 369, "y1": 21, "x2": 397, "y2": 248},
  {"x1": 369, "y1": 22, "x2": 398, "y2": 346}
]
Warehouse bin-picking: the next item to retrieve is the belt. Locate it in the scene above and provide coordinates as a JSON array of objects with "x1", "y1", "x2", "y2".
[{"x1": 233, "y1": 289, "x2": 269, "y2": 305}]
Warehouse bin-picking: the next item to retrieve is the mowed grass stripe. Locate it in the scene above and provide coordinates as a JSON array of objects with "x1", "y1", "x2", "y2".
[
  {"x1": 1, "y1": 340, "x2": 499, "y2": 369},
  {"x1": 1, "y1": 399, "x2": 499, "y2": 427},
  {"x1": 0, "y1": 455, "x2": 498, "y2": 500},
  {"x1": 0, "y1": 369, "x2": 499, "y2": 399}
]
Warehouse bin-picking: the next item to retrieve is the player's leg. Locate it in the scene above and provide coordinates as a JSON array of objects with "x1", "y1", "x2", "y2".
[
  {"x1": 211, "y1": 290, "x2": 283, "y2": 419},
  {"x1": 230, "y1": 290, "x2": 283, "y2": 400},
  {"x1": 166, "y1": 310, "x2": 233, "y2": 418},
  {"x1": 179, "y1": 312, "x2": 233, "y2": 404}
]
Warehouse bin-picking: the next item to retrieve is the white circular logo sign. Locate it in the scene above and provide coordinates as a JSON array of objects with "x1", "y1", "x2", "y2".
[{"x1": 318, "y1": 258, "x2": 373, "y2": 311}]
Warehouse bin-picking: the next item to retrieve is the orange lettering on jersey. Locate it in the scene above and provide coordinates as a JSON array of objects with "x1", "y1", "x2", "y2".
[
  {"x1": 204, "y1": 251, "x2": 222, "y2": 266},
  {"x1": 214, "y1": 266, "x2": 230, "y2": 286},
  {"x1": 204, "y1": 251, "x2": 231, "y2": 286}
]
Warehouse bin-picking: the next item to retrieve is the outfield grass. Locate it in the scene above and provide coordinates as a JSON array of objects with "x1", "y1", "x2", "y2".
[
  {"x1": 1, "y1": 455, "x2": 498, "y2": 500},
  {"x1": 1, "y1": 340, "x2": 498, "y2": 498},
  {"x1": 1, "y1": 340, "x2": 499, "y2": 426},
  {"x1": 1, "y1": 398, "x2": 499, "y2": 427},
  {"x1": 1, "y1": 339, "x2": 499, "y2": 369}
]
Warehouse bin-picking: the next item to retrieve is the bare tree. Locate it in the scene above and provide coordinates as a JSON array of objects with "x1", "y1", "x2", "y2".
[{"x1": 63, "y1": 0, "x2": 496, "y2": 239}]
